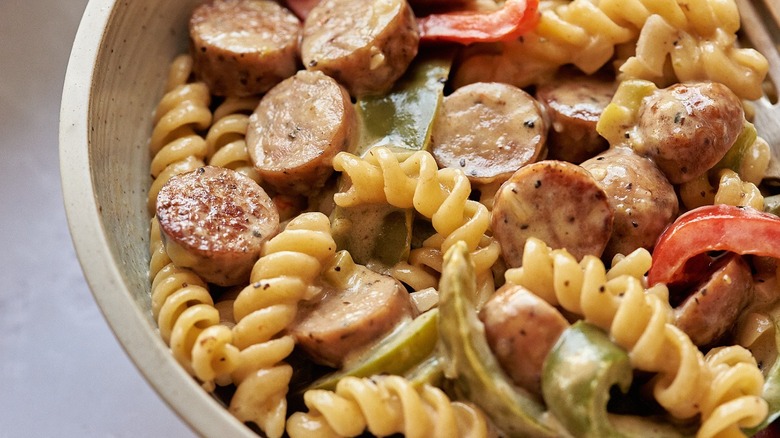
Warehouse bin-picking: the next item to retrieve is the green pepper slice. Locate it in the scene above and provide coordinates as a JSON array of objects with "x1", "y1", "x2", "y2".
[
  {"x1": 439, "y1": 242, "x2": 557, "y2": 437},
  {"x1": 331, "y1": 203, "x2": 413, "y2": 271},
  {"x1": 543, "y1": 321, "x2": 694, "y2": 438},
  {"x1": 307, "y1": 307, "x2": 440, "y2": 392},
  {"x1": 714, "y1": 121, "x2": 758, "y2": 174},
  {"x1": 747, "y1": 313, "x2": 780, "y2": 434},
  {"x1": 352, "y1": 50, "x2": 453, "y2": 156}
]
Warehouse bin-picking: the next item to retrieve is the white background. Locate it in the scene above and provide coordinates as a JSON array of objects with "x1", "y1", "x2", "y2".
[{"x1": 0, "y1": 1, "x2": 196, "y2": 436}]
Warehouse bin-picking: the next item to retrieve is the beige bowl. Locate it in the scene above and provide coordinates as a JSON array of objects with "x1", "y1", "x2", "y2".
[{"x1": 60, "y1": 1, "x2": 254, "y2": 436}]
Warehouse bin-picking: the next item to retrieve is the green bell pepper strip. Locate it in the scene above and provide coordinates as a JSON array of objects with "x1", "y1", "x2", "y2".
[
  {"x1": 331, "y1": 203, "x2": 413, "y2": 271},
  {"x1": 334, "y1": 51, "x2": 453, "y2": 268},
  {"x1": 542, "y1": 321, "x2": 694, "y2": 438},
  {"x1": 306, "y1": 307, "x2": 440, "y2": 391},
  {"x1": 714, "y1": 121, "x2": 758, "y2": 174},
  {"x1": 352, "y1": 50, "x2": 453, "y2": 157},
  {"x1": 746, "y1": 312, "x2": 780, "y2": 435},
  {"x1": 439, "y1": 241, "x2": 558, "y2": 437}
]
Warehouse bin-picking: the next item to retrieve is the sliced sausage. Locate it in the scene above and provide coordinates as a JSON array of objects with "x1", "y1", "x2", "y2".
[
  {"x1": 431, "y1": 82, "x2": 547, "y2": 186},
  {"x1": 289, "y1": 255, "x2": 416, "y2": 367},
  {"x1": 535, "y1": 73, "x2": 616, "y2": 164},
  {"x1": 634, "y1": 81, "x2": 744, "y2": 184},
  {"x1": 156, "y1": 166, "x2": 280, "y2": 286},
  {"x1": 301, "y1": 0, "x2": 419, "y2": 97},
  {"x1": 492, "y1": 161, "x2": 613, "y2": 266},
  {"x1": 581, "y1": 147, "x2": 679, "y2": 261},
  {"x1": 189, "y1": 0, "x2": 301, "y2": 97},
  {"x1": 479, "y1": 283, "x2": 570, "y2": 396},
  {"x1": 674, "y1": 254, "x2": 754, "y2": 347},
  {"x1": 247, "y1": 70, "x2": 356, "y2": 195}
]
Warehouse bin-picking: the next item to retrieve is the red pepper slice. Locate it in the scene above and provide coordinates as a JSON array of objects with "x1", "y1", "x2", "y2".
[
  {"x1": 648, "y1": 204, "x2": 780, "y2": 286},
  {"x1": 418, "y1": 0, "x2": 540, "y2": 45}
]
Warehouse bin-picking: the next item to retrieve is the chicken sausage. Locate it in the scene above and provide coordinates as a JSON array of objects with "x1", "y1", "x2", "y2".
[
  {"x1": 189, "y1": 0, "x2": 301, "y2": 97},
  {"x1": 634, "y1": 81, "x2": 745, "y2": 184},
  {"x1": 301, "y1": 0, "x2": 419, "y2": 97},
  {"x1": 479, "y1": 283, "x2": 570, "y2": 396},
  {"x1": 492, "y1": 160, "x2": 613, "y2": 266},
  {"x1": 155, "y1": 166, "x2": 280, "y2": 286},
  {"x1": 289, "y1": 255, "x2": 416, "y2": 367},
  {"x1": 535, "y1": 73, "x2": 616, "y2": 164},
  {"x1": 246, "y1": 70, "x2": 356, "y2": 195},
  {"x1": 431, "y1": 82, "x2": 547, "y2": 186},
  {"x1": 674, "y1": 254, "x2": 754, "y2": 347},
  {"x1": 581, "y1": 147, "x2": 679, "y2": 261}
]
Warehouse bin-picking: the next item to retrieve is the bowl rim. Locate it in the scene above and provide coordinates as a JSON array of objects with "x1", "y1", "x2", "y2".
[{"x1": 58, "y1": 1, "x2": 255, "y2": 436}]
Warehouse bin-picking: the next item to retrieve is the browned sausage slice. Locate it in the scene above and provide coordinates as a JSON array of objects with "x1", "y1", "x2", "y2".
[
  {"x1": 189, "y1": 0, "x2": 301, "y2": 97},
  {"x1": 479, "y1": 283, "x2": 569, "y2": 396},
  {"x1": 535, "y1": 73, "x2": 616, "y2": 164},
  {"x1": 246, "y1": 70, "x2": 356, "y2": 195},
  {"x1": 289, "y1": 254, "x2": 416, "y2": 367},
  {"x1": 432, "y1": 82, "x2": 547, "y2": 186},
  {"x1": 635, "y1": 81, "x2": 744, "y2": 184},
  {"x1": 156, "y1": 166, "x2": 280, "y2": 286},
  {"x1": 492, "y1": 160, "x2": 613, "y2": 266},
  {"x1": 581, "y1": 147, "x2": 679, "y2": 260},
  {"x1": 673, "y1": 254, "x2": 754, "y2": 347},
  {"x1": 301, "y1": 0, "x2": 419, "y2": 97}
]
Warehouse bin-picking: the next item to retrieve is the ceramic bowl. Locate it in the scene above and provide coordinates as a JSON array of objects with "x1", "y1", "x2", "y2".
[{"x1": 60, "y1": 0, "x2": 253, "y2": 435}]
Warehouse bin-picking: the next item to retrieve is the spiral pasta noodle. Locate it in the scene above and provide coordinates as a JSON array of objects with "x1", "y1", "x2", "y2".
[
  {"x1": 333, "y1": 147, "x2": 500, "y2": 291},
  {"x1": 505, "y1": 237, "x2": 767, "y2": 434},
  {"x1": 228, "y1": 212, "x2": 337, "y2": 438},
  {"x1": 149, "y1": 217, "x2": 240, "y2": 392},
  {"x1": 698, "y1": 347, "x2": 768, "y2": 438},
  {"x1": 455, "y1": 0, "x2": 767, "y2": 99},
  {"x1": 147, "y1": 54, "x2": 212, "y2": 214},
  {"x1": 619, "y1": 11, "x2": 769, "y2": 100},
  {"x1": 205, "y1": 96, "x2": 261, "y2": 182},
  {"x1": 286, "y1": 375, "x2": 490, "y2": 438}
]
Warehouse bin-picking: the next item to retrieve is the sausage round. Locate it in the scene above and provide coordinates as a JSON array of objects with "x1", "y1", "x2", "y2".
[
  {"x1": 535, "y1": 74, "x2": 616, "y2": 164},
  {"x1": 479, "y1": 283, "x2": 569, "y2": 396},
  {"x1": 431, "y1": 82, "x2": 547, "y2": 186},
  {"x1": 634, "y1": 81, "x2": 744, "y2": 184},
  {"x1": 246, "y1": 70, "x2": 356, "y2": 195},
  {"x1": 189, "y1": 0, "x2": 301, "y2": 97},
  {"x1": 289, "y1": 261, "x2": 416, "y2": 367},
  {"x1": 155, "y1": 166, "x2": 280, "y2": 286},
  {"x1": 581, "y1": 147, "x2": 679, "y2": 261},
  {"x1": 301, "y1": 0, "x2": 419, "y2": 97},
  {"x1": 674, "y1": 254, "x2": 754, "y2": 347},
  {"x1": 492, "y1": 160, "x2": 613, "y2": 266}
]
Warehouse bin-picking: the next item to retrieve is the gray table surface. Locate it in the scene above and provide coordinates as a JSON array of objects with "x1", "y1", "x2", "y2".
[{"x1": 0, "y1": 1, "x2": 196, "y2": 436}]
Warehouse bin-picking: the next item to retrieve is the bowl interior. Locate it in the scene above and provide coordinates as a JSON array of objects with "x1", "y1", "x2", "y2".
[{"x1": 60, "y1": 1, "x2": 255, "y2": 436}]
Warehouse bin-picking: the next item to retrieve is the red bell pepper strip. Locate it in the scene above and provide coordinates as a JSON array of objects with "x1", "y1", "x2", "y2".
[
  {"x1": 418, "y1": 0, "x2": 540, "y2": 45},
  {"x1": 648, "y1": 204, "x2": 780, "y2": 286}
]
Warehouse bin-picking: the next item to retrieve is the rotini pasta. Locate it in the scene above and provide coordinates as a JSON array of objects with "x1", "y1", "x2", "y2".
[
  {"x1": 505, "y1": 237, "x2": 768, "y2": 434},
  {"x1": 285, "y1": 375, "x2": 490, "y2": 438},
  {"x1": 455, "y1": 0, "x2": 767, "y2": 99},
  {"x1": 333, "y1": 147, "x2": 500, "y2": 292},
  {"x1": 205, "y1": 96, "x2": 261, "y2": 183},
  {"x1": 619, "y1": 13, "x2": 769, "y2": 100},
  {"x1": 699, "y1": 346, "x2": 768, "y2": 438},
  {"x1": 228, "y1": 212, "x2": 337, "y2": 438},
  {"x1": 147, "y1": 54, "x2": 212, "y2": 213},
  {"x1": 149, "y1": 217, "x2": 240, "y2": 392}
]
